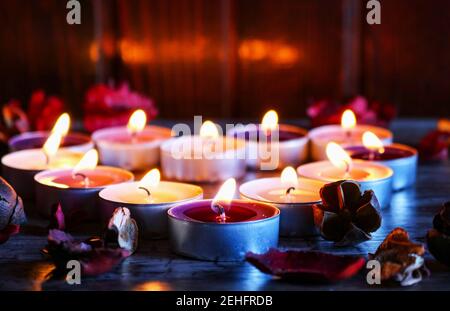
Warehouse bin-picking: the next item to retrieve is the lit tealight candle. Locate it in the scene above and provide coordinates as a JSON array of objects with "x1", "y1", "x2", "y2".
[
  {"x1": 297, "y1": 142, "x2": 394, "y2": 208},
  {"x1": 34, "y1": 149, "x2": 134, "y2": 222},
  {"x1": 239, "y1": 167, "x2": 323, "y2": 237},
  {"x1": 308, "y1": 109, "x2": 393, "y2": 161},
  {"x1": 8, "y1": 113, "x2": 93, "y2": 153},
  {"x1": 161, "y1": 121, "x2": 247, "y2": 182},
  {"x1": 92, "y1": 109, "x2": 172, "y2": 171},
  {"x1": 2, "y1": 125, "x2": 84, "y2": 201},
  {"x1": 99, "y1": 168, "x2": 203, "y2": 239},
  {"x1": 227, "y1": 109, "x2": 309, "y2": 169},
  {"x1": 168, "y1": 178, "x2": 280, "y2": 261},
  {"x1": 345, "y1": 131, "x2": 418, "y2": 191}
]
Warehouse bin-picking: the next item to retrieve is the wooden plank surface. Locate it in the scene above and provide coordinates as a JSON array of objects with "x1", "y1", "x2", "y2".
[{"x1": 1, "y1": 119, "x2": 449, "y2": 291}]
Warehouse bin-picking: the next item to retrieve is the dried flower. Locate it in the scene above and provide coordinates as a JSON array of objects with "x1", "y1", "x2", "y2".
[
  {"x1": 313, "y1": 180, "x2": 382, "y2": 246},
  {"x1": 370, "y1": 228, "x2": 428, "y2": 286},
  {"x1": 42, "y1": 205, "x2": 137, "y2": 278},
  {"x1": 307, "y1": 96, "x2": 396, "y2": 128},
  {"x1": 0, "y1": 176, "x2": 26, "y2": 244},
  {"x1": 83, "y1": 83, "x2": 158, "y2": 132},
  {"x1": 427, "y1": 202, "x2": 450, "y2": 267}
]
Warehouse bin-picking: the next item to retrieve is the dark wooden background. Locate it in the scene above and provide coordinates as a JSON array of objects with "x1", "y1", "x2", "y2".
[{"x1": 0, "y1": 0, "x2": 449, "y2": 120}]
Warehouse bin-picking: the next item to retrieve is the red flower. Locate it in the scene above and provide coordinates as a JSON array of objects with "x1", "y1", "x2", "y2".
[
  {"x1": 307, "y1": 96, "x2": 396, "y2": 128},
  {"x1": 418, "y1": 130, "x2": 450, "y2": 161},
  {"x1": 83, "y1": 83, "x2": 158, "y2": 132},
  {"x1": 27, "y1": 90, "x2": 65, "y2": 131}
]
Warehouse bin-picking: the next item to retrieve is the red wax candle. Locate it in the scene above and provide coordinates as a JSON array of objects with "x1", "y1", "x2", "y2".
[
  {"x1": 170, "y1": 200, "x2": 278, "y2": 223},
  {"x1": 346, "y1": 146, "x2": 415, "y2": 161},
  {"x1": 232, "y1": 125, "x2": 304, "y2": 142},
  {"x1": 36, "y1": 167, "x2": 133, "y2": 189},
  {"x1": 9, "y1": 132, "x2": 92, "y2": 152}
]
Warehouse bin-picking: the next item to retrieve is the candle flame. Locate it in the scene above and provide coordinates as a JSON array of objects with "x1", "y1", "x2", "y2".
[
  {"x1": 280, "y1": 166, "x2": 298, "y2": 188},
  {"x1": 42, "y1": 132, "x2": 62, "y2": 160},
  {"x1": 341, "y1": 109, "x2": 356, "y2": 130},
  {"x1": 139, "y1": 168, "x2": 161, "y2": 191},
  {"x1": 326, "y1": 142, "x2": 352, "y2": 172},
  {"x1": 212, "y1": 178, "x2": 236, "y2": 206},
  {"x1": 199, "y1": 120, "x2": 219, "y2": 139},
  {"x1": 127, "y1": 109, "x2": 147, "y2": 135},
  {"x1": 362, "y1": 131, "x2": 385, "y2": 154},
  {"x1": 51, "y1": 113, "x2": 71, "y2": 137},
  {"x1": 261, "y1": 110, "x2": 279, "y2": 132},
  {"x1": 72, "y1": 149, "x2": 98, "y2": 175}
]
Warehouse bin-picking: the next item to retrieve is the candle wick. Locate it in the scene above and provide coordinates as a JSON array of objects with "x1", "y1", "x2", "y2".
[
  {"x1": 72, "y1": 173, "x2": 90, "y2": 188},
  {"x1": 285, "y1": 187, "x2": 295, "y2": 196},
  {"x1": 346, "y1": 130, "x2": 352, "y2": 141},
  {"x1": 131, "y1": 131, "x2": 138, "y2": 144},
  {"x1": 344, "y1": 160, "x2": 351, "y2": 178},
  {"x1": 213, "y1": 202, "x2": 227, "y2": 223},
  {"x1": 138, "y1": 186, "x2": 151, "y2": 197},
  {"x1": 369, "y1": 150, "x2": 375, "y2": 161},
  {"x1": 44, "y1": 153, "x2": 50, "y2": 166}
]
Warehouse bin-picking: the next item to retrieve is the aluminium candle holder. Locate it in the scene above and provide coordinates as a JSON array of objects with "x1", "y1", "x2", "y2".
[
  {"x1": 92, "y1": 125, "x2": 172, "y2": 171},
  {"x1": 9, "y1": 131, "x2": 94, "y2": 153},
  {"x1": 297, "y1": 160, "x2": 394, "y2": 208},
  {"x1": 308, "y1": 125, "x2": 393, "y2": 161},
  {"x1": 160, "y1": 136, "x2": 247, "y2": 183},
  {"x1": 227, "y1": 124, "x2": 309, "y2": 170},
  {"x1": 168, "y1": 200, "x2": 280, "y2": 261},
  {"x1": 239, "y1": 178, "x2": 324, "y2": 237},
  {"x1": 346, "y1": 143, "x2": 418, "y2": 191},
  {"x1": 34, "y1": 167, "x2": 134, "y2": 222},
  {"x1": 99, "y1": 181, "x2": 203, "y2": 239}
]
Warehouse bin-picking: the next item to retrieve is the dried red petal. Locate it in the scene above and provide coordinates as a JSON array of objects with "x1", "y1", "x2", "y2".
[
  {"x1": 0, "y1": 224, "x2": 20, "y2": 244},
  {"x1": 246, "y1": 249, "x2": 365, "y2": 282},
  {"x1": 418, "y1": 130, "x2": 450, "y2": 161},
  {"x1": 48, "y1": 203, "x2": 65, "y2": 230}
]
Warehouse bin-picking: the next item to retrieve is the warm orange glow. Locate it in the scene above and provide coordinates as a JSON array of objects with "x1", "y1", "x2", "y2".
[
  {"x1": 438, "y1": 119, "x2": 450, "y2": 132},
  {"x1": 363, "y1": 131, "x2": 385, "y2": 154},
  {"x1": 212, "y1": 178, "x2": 236, "y2": 206},
  {"x1": 239, "y1": 39, "x2": 300, "y2": 66},
  {"x1": 127, "y1": 109, "x2": 147, "y2": 135},
  {"x1": 51, "y1": 113, "x2": 71, "y2": 137},
  {"x1": 72, "y1": 149, "x2": 98, "y2": 175},
  {"x1": 200, "y1": 121, "x2": 219, "y2": 139},
  {"x1": 238, "y1": 39, "x2": 268, "y2": 61},
  {"x1": 261, "y1": 110, "x2": 279, "y2": 132},
  {"x1": 326, "y1": 142, "x2": 352, "y2": 172},
  {"x1": 42, "y1": 132, "x2": 62, "y2": 159},
  {"x1": 280, "y1": 166, "x2": 298, "y2": 188},
  {"x1": 139, "y1": 168, "x2": 161, "y2": 190},
  {"x1": 271, "y1": 45, "x2": 299, "y2": 65},
  {"x1": 341, "y1": 109, "x2": 357, "y2": 130},
  {"x1": 133, "y1": 281, "x2": 171, "y2": 291},
  {"x1": 120, "y1": 39, "x2": 153, "y2": 64}
]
